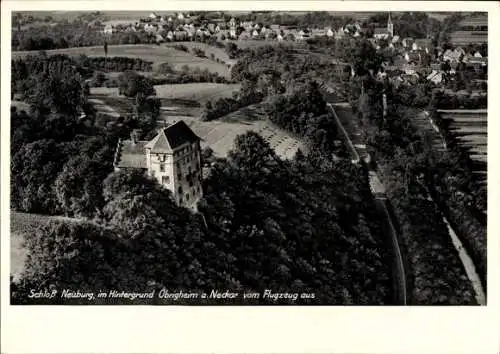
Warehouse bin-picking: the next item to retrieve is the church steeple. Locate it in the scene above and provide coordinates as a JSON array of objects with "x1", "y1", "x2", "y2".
[{"x1": 387, "y1": 12, "x2": 394, "y2": 38}]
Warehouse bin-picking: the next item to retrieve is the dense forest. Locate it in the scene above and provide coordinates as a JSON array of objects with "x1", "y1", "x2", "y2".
[
  {"x1": 352, "y1": 74, "x2": 484, "y2": 302},
  {"x1": 11, "y1": 53, "x2": 393, "y2": 305}
]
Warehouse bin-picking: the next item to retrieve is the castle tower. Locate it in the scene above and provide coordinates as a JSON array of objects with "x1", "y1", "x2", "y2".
[
  {"x1": 387, "y1": 12, "x2": 394, "y2": 38},
  {"x1": 144, "y1": 121, "x2": 203, "y2": 211},
  {"x1": 113, "y1": 121, "x2": 203, "y2": 211}
]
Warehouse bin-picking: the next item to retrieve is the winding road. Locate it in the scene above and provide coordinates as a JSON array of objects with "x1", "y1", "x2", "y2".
[
  {"x1": 327, "y1": 99, "x2": 486, "y2": 305},
  {"x1": 327, "y1": 102, "x2": 408, "y2": 305}
]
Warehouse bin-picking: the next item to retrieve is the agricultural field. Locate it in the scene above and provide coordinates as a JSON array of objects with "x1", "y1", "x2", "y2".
[
  {"x1": 154, "y1": 83, "x2": 240, "y2": 102},
  {"x1": 165, "y1": 41, "x2": 237, "y2": 66},
  {"x1": 160, "y1": 104, "x2": 305, "y2": 160},
  {"x1": 12, "y1": 44, "x2": 232, "y2": 78},
  {"x1": 91, "y1": 83, "x2": 240, "y2": 103},
  {"x1": 439, "y1": 109, "x2": 487, "y2": 168}
]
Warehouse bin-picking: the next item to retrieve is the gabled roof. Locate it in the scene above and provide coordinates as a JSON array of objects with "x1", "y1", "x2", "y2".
[
  {"x1": 115, "y1": 140, "x2": 148, "y2": 169},
  {"x1": 146, "y1": 121, "x2": 200, "y2": 153},
  {"x1": 413, "y1": 38, "x2": 433, "y2": 48},
  {"x1": 373, "y1": 27, "x2": 387, "y2": 35}
]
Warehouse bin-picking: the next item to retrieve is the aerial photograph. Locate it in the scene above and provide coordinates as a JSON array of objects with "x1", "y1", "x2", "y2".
[{"x1": 9, "y1": 10, "x2": 487, "y2": 305}]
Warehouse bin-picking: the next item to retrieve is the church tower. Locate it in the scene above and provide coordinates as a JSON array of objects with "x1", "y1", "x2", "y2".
[{"x1": 387, "y1": 12, "x2": 394, "y2": 38}]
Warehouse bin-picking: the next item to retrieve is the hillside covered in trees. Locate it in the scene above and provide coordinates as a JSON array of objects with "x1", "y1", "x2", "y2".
[{"x1": 11, "y1": 50, "x2": 394, "y2": 305}]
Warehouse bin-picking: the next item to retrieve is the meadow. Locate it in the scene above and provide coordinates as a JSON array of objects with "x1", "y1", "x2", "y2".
[
  {"x1": 161, "y1": 104, "x2": 305, "y2": 160},
  {"x1": 165, "y1": 41, "x2": 237, "y2": 66},
  {"x1": 12, "y1": 44, "x2": 232, "y2": 78},
  {"x1": 90, "y1": 82, "x2": 240, "y2": 102}
]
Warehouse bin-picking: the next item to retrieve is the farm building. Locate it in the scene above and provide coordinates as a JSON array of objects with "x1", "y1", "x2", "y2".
[
  {"x1": 113, "y1": 122, "x2": 203, "y2": 211},
  {"x1": 103, "y1": 24, "x2": 113, "y2": 35},
  {"x1": 443, "y1": 48, "x2": 465, "y2": 63},
  {"x1": 426, "y1": 70, "x2": 445, "y2": 84},
  {"x1": 412, "y1": 38, "x2": 434, "y2": 53}
]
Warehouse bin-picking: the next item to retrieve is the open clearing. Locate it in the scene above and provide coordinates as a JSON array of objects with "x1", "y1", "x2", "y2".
[
  {"x1": 12, "y1": 44, "x2": 232, "y2": 78},
  {"x1": 90, "y1": 83, "x2": 240, "y2": 103},
  {"x1": 160, "y1": 104, "x2": 304, "y2": 160},
  {"x1": 154, "y1": 83, "x2": 240, "y2": 101}
]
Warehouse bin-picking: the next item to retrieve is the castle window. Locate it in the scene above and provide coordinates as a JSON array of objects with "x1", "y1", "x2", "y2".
[
  {"x1": 159, "y1": 163, "x2": 165, "y2": 172},
  {"x1": 177, "y1": 172, "x2": 182, "y2": 180},
  {"x1": 186, "y1": 193, "x2": 190, "y2": 201},
  {"x1": 162, "y1": 176, "x2": 170, "y2": 185},
  {"x1": 188, "y1": 166, "x2": 192, "y2": 174},
  {"x1": 178, "y1": 186, "x2": 183, "y2": 194}
]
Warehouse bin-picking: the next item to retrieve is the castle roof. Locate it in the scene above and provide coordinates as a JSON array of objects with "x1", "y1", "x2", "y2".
[
  {"x1": 115, "y1": 140, "x2": 148, "y2": 169},
  {"x1": 145, "y1": 120, "x2": 200, "y2": 153}
]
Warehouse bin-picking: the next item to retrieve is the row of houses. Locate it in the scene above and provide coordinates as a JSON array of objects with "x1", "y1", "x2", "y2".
[
  {"x1": 378, "y1": 48, "x2": 487, "y2": 86},
  {"x1": 102, "y1": 20, "x2": 346, "y2": 42}
]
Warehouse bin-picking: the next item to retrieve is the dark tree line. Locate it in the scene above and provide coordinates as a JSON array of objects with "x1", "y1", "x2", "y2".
[
  {"x1": 76, "y1": 56, "x2": 153, "y2": 72},
  {"x1": 12, "y1": 22, "x2": 159, "y2": 51},
  {"x1": 12, "y1": 132, "x2": 392, "y2": 305},
  {"x1": 355, "y1": 76, "x2": 485, "y2": 301},
  {"x1": 202, "y1": 76, "x2": 265, "y2": 121},
  {"x1": 11, "y1": 56, "x2": 160, "y2": 218}
]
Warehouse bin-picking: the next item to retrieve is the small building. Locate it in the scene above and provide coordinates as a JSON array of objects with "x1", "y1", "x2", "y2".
[
  {"x1": 405, "y1": 51, "x2": 421, "y2": 64},
  {"x1": 174, "y1": 31, "x2": 188, "y2": 41},
  {"x1": 412, "y1": 38, "x2": 434, "y2": 53},
  {"x1": 229, "y1": 28, "x2": 237, "y2": 39},
  {"x1": 402, "y1": 37, "x2": 414, "y2": 48},
  {"x1": 239, "y1": 31, "x2": 250, "y2": 40},
  {"x1": 113, "y1": 122, "x2": 203, "y2": 211},
  {"x1": 373, "y1": 27, "x2": 389, "y2": 39},
  {"x1": 426, "y1": 70, "x2": 444, "y2": 84},
  {"x1": 103, "y1": 24, "x2": 114, "y2": 35},
  {"x1": 149, "y1": 12, "x2": 158, "y2": 20},
  {"x1": 443, "y1": 48, "x2": 464, "y2": 63}
]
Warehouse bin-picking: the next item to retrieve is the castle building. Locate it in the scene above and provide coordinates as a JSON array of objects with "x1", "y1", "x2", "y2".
[{"x1": 113, "y1": 121, "x2": 203, "y2": 211}]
